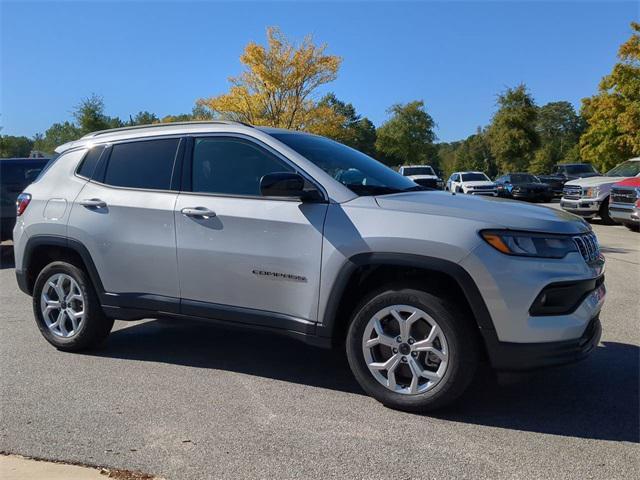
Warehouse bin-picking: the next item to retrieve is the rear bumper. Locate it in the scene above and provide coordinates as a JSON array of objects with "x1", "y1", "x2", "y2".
[{"x1": 484, "y1": 316, "x2": 602, "y2": 371}]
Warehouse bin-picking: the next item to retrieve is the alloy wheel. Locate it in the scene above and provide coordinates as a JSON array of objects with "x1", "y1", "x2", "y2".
[
  {"x1": 362, "y1": 304, "x2": 449, "y2": 395},
  {"x1": 40, "y1": 273, "x2": 85, "y2": 338}
]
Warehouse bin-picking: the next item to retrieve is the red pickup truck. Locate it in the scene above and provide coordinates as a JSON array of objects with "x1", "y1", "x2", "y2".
[{"x1": 609, "y1": 177, "x2": 640, "y2": 231}]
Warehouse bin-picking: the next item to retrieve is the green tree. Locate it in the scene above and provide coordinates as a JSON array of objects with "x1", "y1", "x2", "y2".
[
  {"x1": 530, "y1": 101, "x2": 585, "y2": 173},
  {"x1": 487, "y1": 84, "x2": 539, "y2": 173},
  {"x1": 0, "y1": 135, "x2": 34, "y2": 157},
  {"x1": 436, "y1": 141, "x2": 462, "y2": 179},
  {"x1": 375, "y1": 100, "x2": 436, "y2": 166},
  {"x1": 128, "y1": 111, "x2": 159, "y2": 126},
  {"x1": 33, "y1": 122, "x2": 81, "y2": 154},
  {"x1": 317, "y1": 93, "x2": 377, "y2": 156},
  {"x1": 580, "y1": 22, "x2": 640, "y2": 172},
  {"x1": 73, "y1": 94, "x2": 124, "y2": 134},
  {"x1": 454, "y1": 129, "x2": 497, "y2": 177}
]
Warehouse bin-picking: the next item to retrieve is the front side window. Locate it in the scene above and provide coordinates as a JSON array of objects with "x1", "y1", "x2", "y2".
[
  {"x1": 269, "y1": 132, "x2": 418, "y2": 196},
  {"x1": 192, "y1": 137, "x2": 293, "y2": 196},
  {"x1": 103, "y1": 138, "x2": 179, "y2": 190}
]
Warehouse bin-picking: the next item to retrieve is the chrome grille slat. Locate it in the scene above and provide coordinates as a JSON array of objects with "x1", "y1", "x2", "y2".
[
  {"x1": 573, "y1": 232, "x2": 600, "y2": 263},
  {"x1": 563, "y1": 185, "x2": 582, "y2": 200}
]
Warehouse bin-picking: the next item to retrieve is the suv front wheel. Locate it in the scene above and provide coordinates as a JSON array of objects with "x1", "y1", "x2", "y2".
[
  {"x1": 346, "y1": 287, "x2": 478, "y2": 411},
  {"x1": 33, "y1": 261, "x2": 114, "y2": 351}
]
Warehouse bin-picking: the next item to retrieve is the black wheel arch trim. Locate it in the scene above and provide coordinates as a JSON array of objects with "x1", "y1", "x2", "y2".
[
  {"x1": 19, "y1": 235, "x2": 106, "y2": 299},
  {"x1": 317, "y1": 252, "x2": 496, "y2": 338}
]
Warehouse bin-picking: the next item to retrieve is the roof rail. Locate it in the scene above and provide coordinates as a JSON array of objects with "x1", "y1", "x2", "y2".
[{"x1": 81, "y1": 120, "x2": 254, "y2": 139}]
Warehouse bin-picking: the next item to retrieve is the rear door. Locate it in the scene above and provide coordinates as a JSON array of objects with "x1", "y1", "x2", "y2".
[
  {"x1": 68, "y1": 137, "x2": 183, "y2": 307},
  {"x1": 174, "y1": 135, "x2": 328, "y2": 325}
]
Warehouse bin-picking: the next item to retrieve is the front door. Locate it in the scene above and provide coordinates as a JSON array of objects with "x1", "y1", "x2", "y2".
[{"x1": 175, "y1": 136, "x2": 328, "y2": 325}]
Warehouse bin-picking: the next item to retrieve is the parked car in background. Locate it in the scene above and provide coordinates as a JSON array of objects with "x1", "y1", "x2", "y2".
[
  {"x1": 538, "y1": 163, "x2": 600, "y2": 197},
  {"x1": 13, "y1": 121, "x2": 605, "y2": 412},
  {"x1": 446, "y1": 171, "x2": 497, "y2": 196},
  {"x1": 495, "y1": 173, "x2": 553, "y2": 202},
  {"x1": 398, "y1": 165, "x2": 444, "y2": 189},
  {"x1": 609, "y1": 177, "x2": 640, "y2": 231},
  {"x1": 1, "y1": 157, "x2": 50, "y2": 241},
  {"x1": 561, "y1": 158, "x2": 640, "y2": 224}
]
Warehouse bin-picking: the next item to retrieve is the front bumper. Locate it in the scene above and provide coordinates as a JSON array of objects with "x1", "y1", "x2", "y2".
[
  {"x1": 484, "y1": 316, "x2": 602, "y2": 371},
  {"x1": 609, "y1": 205, "x2": 640, "y2": 224},
  {"x1": 560, "y1": 197, "x2": 601, "y2": 217},
  {"x1": 466, "y1": 190, "x2": 497, "y2": 196}
]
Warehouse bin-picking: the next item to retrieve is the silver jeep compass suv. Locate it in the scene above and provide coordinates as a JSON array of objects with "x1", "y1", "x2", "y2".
[{"x1": 13, "y1": 122, "x2": 605, "y2": 411}]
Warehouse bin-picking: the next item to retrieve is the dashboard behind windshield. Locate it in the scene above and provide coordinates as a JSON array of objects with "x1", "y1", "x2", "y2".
[{"x1": 270, "y1": 132, "x2": 420, "y2": 196}]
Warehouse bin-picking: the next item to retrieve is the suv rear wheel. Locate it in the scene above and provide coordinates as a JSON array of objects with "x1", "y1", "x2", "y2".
[
  {"x1": 346, "y1": 287, "x2": 478, "y2": 411},
  {"x1": 32, "y1": 261, "x2": 114, "y2": 351}
]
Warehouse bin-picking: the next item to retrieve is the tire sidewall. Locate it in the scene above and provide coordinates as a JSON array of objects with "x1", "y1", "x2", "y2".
[
  {"x1": 346, "y1": 288, "x2": 477, "y2": 411},
  {"x1": 32, "y1": 261, "x2": 103, "y2": 350}
]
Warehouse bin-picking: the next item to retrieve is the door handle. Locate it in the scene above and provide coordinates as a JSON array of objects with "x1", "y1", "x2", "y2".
[
  {"x1": 79, "y1": 198, "x2": 107, "y2": 208},
  {"x1": 181, "y1": 207, "x2": 216, "y2": 218}
]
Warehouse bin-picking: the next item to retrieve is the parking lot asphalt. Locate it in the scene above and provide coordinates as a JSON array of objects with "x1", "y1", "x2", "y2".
[{"x1": 1, "y1": 205, "x2": 638, "y2": 480}]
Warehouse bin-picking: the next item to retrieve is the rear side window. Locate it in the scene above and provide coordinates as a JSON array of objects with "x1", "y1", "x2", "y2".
[
  {"x1": 77, "y1": 146, "x2": 105, "y2": 179},
  {"x1": 191, "y1": 137, "x2": 292, "y2": 196},
  {"x1": 103, "y1": 138, "x2": 179, "y2": 190}
]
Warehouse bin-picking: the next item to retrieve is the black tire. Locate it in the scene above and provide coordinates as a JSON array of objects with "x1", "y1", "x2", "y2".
[
  {"x1": 598, "y1": 197, "x2": 617, "y2": 225},
  {"x1": 346, "y1": 287, "x2": 479, "y2": 412},
  {"x1": 32, "y1": 261, "x2": 114, "y2": 351}
]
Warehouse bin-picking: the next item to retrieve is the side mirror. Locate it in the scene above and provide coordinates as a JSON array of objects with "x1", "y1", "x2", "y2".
[{"x1": 260, "y1": 172, "x2": 323, "y2": 202}]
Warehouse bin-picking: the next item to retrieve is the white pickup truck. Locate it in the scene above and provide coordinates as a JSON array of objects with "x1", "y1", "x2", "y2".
[{"x1": 561, "y1": 158, "x2": 640, "y2": 224}]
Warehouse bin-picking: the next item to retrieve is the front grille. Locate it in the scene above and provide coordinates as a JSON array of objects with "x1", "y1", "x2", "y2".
[
  {"x1": 471, "y1": 185, "x2": 494, "y2": 190},
  {"x1": 573, "y1": 232, "x2": 600, "y2": 263},
  {"x1": 563, "y1": 185, "x2": 582, "y2": 200},
  {"x1": 611, "y1": 187, "x2": 637, "y2": 205}
]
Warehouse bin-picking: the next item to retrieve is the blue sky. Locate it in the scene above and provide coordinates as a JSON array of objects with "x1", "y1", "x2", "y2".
[{"x1": 1, "y1": 1, "x2": 637, "y2": 142}]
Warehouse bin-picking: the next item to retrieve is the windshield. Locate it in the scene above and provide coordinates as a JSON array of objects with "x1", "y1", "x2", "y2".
[
  {"x1": 511, "y1": 174, "x2": 540, "y2": 183},
  {"x1": 270, "y1": 133, "x2": 421, "y2": 196},
  {"x1": 461, "y1": 172, "x2": 490, "y2": 182},
  {"x1": 562, "y1": 164, "x2": 597, "y2": 175},
  {"x1": 606, "y1": 160, "x2": 640, "y2": 177},
  {"x1": 403, "y1": 166, "x2": 435, "y2": 176}
]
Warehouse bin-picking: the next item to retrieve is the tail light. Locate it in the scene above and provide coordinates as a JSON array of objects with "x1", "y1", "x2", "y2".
[{"x1": 16, "y1": 193, "x2": 32, "y2": 216}]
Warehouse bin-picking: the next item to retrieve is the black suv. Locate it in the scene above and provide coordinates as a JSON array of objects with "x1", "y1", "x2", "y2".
[
  {"x1": 538, "y1": 163, "x2": 600, "y2": 196},
  {"x1": 1, "y1": 158, "x2": 50, "y2": 241},
  {"x1": 495, "y1": 173, "x2": 553, "y2": 202}
]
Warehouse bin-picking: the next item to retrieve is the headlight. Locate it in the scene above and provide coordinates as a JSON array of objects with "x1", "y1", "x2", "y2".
[
  {"x1": 583, "y1": 187, "x2": 600, "y2": 198},
  {"x1": 480, "y1": 230, "x2": 577, "y2": 258}
]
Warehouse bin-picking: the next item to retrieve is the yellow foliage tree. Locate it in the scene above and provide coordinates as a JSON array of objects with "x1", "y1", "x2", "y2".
[{"x1": 197, "y1": 27, "x2": 344, "y2": 133}]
